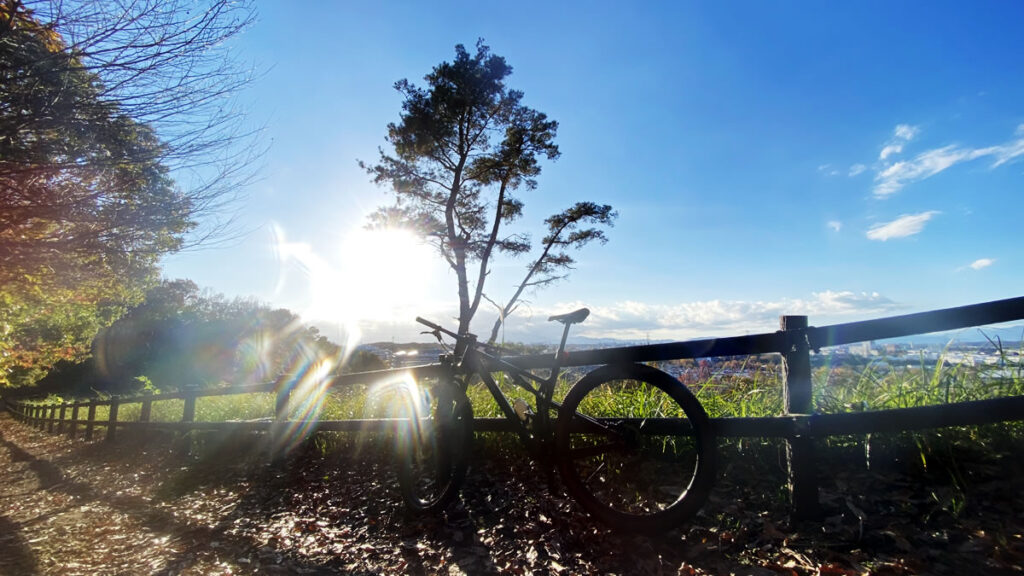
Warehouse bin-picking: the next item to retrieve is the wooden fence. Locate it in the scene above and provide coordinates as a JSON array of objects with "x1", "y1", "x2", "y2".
[{"x1": 4, "y1": 295, "x2": 1024, "y2": 519}]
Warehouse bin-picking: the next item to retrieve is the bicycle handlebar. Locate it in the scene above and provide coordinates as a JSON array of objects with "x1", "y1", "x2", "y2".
[
  {"x1": 415, "y1": 317, "x2": 460, "y2": 339},
  {"x1": 416, "y1": 317, "x2": 513, "y2": 359}
]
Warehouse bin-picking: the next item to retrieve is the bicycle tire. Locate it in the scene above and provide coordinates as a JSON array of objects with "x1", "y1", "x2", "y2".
[
  {"x1": 396, "y1": 383, "x2": 474, "y2": 513},
  {"x1": 555, "y1": 363, "x2": 716, "y2": 534}
]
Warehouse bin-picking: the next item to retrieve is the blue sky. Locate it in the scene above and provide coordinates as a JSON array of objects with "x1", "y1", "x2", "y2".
[{"x1": 162, "y1": 1, "x2": 1024, "y2": 344}]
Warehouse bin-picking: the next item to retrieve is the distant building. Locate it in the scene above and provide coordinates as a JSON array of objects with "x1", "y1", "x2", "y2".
[{"x1": 851, "y1": 341, "x2": 872, "y2": 357}]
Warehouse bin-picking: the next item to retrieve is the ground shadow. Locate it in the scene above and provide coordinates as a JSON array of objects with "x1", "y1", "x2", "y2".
[
  {"x1": 0, "y1": 430, "x2": 41, "y2": 576},
  {"x1": 0, "y1": 415, "x2": 363, "y2": 575},
  {"x1": 0, "y1": 514, "x2": 39, "y2": 576}
]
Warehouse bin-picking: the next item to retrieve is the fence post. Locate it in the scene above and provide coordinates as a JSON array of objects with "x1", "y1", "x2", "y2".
[
  {"x1": 781, "y1": 315, "x2": 820, "y2": 520},
  {"x1": 140, "y1": 399, "x2": 152, "y2": 423},
  {"x1": 106, "y1": 400, "x2": 119, "y2": 442},
  {"x1": 69, "y1": 404, "x2": 80, "y2": 439},
  {"x1": 182, "y1": 388, "x2": 196, "y2": 423},
  {"x1": 85, "y1": 402, "x2": 97, "y2": 441},
  {"x1": 57, "y1": 404, "x2": 67, "y2": 434},
  {"x1": 47, "y1": 405, "x2": 56, "y2": 433},
  {"x1": 270, "y1": 380, "x2": 292, "y2": 461}
]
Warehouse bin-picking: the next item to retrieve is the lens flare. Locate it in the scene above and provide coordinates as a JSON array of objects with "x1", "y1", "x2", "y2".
[
  {"x1": 268, "y1": 351, "x2": 337, "y2": 456},
  {"x1": 272, "y1": 223, "x2": 436, "y2": 336}
]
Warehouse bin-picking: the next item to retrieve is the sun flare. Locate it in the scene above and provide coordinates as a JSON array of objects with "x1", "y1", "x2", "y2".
[{"x1": 274, "y1": 225, "x2": 438, "y2": 331}]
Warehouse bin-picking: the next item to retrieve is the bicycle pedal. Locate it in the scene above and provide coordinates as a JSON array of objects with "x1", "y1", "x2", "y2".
[{"x1": 512, "y1": 398, "x2": 534, "y2": 421}]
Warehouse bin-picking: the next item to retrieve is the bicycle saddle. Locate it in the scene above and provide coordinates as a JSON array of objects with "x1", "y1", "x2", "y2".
[{"x1": 547, "y1": 308, "x2": 590, "y2": 325}]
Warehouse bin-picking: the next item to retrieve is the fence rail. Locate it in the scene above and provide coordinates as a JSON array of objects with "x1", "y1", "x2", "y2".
[
  {"x1": 4, "y1": 295, "x2": 1024, "y2": 520},
  {"x1": 500, "y1": 295, "x2": 1024, "y2": 368}
]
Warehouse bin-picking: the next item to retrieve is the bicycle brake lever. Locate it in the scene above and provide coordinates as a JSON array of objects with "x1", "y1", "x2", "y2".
[{"x1": 420, "y1": 329, "x2": 444, "y2": 344}]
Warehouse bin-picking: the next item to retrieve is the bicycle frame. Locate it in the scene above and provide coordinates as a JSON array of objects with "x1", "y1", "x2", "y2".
[
  {"x1": 408, "y1": 314, "x2": 718, "y2": 532},
  {"x1": 417, "y1": 317, "x2": 577, "y2": 452}
]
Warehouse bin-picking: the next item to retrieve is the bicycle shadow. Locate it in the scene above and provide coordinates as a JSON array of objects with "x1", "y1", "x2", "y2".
[{"x1": 441, "y1": 439, "x2": 736, "y2": 575}]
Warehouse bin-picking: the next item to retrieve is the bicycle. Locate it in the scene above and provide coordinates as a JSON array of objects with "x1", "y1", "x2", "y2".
[{"x1": 392, "y1": 308, "x2": 717, "y2": 533}]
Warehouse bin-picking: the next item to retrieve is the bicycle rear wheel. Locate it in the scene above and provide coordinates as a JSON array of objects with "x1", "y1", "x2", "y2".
[
  {"x1": 555, "y1": 363, "x2": 716, "y2": 533},
  {"x1": 396, "y1": 383, "x2": 474, "y2": 513}
]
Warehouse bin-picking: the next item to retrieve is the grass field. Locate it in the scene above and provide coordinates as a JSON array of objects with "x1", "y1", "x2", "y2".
[{"x1": 22, "y1": 346, "x2": 1023, "y2": 442}]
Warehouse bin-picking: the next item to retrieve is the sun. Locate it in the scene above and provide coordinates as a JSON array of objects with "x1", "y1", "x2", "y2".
[
  {"x1": 273, "y1": 224, "x2": 442, "y2": 341},
  {"x1": 339, "y1": 227, "x2": 431, "y2": 280},
  {"x1": 337, "y1": 227, "x2": 436, "y2": 316},
  {"x1": 276, "y1": 226, "x2": 436, "y2": 326}
]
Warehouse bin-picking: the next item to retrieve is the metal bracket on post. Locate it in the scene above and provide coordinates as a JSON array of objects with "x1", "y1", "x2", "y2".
[{"x1": 781, "y1": 315, "x2": 821, "y2": 520}]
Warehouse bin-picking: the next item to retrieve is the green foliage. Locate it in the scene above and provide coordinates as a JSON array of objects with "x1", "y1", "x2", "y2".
[
  {"x1": 341, "y1": 350, "x2": 387, "y2": 374},
  {"x1": 92, "y1": 281, "x2": 346, "y2": 392},
  {"x1": 135, "y1": 376, "x2": 159, "y2": 395},
  {"x1": 0, "y1": 0, "x2": 258, "y2": 387},
  {"x1": 0, "y1": 6, "x2": 188, "y2": 386},
  {"x1": 16, "y1": 280, "x2": 355, "y2": 395},
  {"x1": 195, "y1": 394, "x2": 275, "y2": 422}
]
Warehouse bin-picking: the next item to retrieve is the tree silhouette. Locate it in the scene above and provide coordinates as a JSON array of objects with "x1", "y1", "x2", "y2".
[
  {"x1": 486, "y1": 202, "x2": 616, "y2": 344},
  {"x1": 364, "y1": 41, "x2": 613, "y2": 337}
]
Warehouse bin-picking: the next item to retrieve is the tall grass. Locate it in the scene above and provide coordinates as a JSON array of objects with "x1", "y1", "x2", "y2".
[{"x1": 21, "y1": 347, "x2": 1024, "y2": 433}]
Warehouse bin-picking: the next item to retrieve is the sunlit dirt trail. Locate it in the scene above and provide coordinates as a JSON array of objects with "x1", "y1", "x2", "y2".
[
  {"x1": 2, "y1": 410, "x2": 1023, "y2": 575},
  {"x1": 0, "y1": 412, "x2": 263, "y2": 575}
]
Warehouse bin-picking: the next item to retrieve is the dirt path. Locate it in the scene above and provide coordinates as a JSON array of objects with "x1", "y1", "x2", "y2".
[
  {"x1": 0, "y1": 412, "x2": 264, "y2": 575},
  {"x1": 2, "y1": 411, "x2": 1023, "y2": 575}
]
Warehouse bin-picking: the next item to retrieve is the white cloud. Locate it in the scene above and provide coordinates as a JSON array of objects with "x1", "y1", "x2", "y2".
[
  {"x1": 872, "y1": 126, "x2": 1024, "y2": 197},
  {"x1": 969, "y1": 258, "x2": 995, "y2": 270},
  {"x1": 878, "y1": 124, "x2": 919, "y2": 160},
  {"x1": 866, "y1": 211, "x2": 939, "y2": 241},
  {"x1": 354, "y1": 292, "x2": 906, "y2": 343},
  {"x1": 827, "y1": 220, "x2": 842, "y2": 232},
  {"x1": 541, "y1": 291, "x2": 904, "y2": 341},
  {"x1": 848, "y1": 164, "x2": 867, "y2": 177},
  {"x1": 873, "y1": 146, "x2": 982, "y2": 197},
  {"x1": 818, "y1": 163, "x2": 840, "y2": 177},
  {"x1": 989, "y1": 124, "x2": 1024, "y2": 167},
  {"x1": 879, "y1": 144, "x2": 903, "y2": 161},
  {"x1": 893, "y1": 124, "x2": 919, "y2": 141}
]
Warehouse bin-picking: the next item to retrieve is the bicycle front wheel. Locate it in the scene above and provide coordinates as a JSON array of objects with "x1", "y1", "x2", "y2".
[
  {"x1": 396, "y1": 383, "x2": 474, "y2": 514},
  {"x1": 556, "y1": 363, "x2": 716, "y2": 533}
]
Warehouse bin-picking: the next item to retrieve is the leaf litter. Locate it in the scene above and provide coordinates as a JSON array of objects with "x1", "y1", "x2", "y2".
[{"x1": 0, "y1": 413, "x2": 1022, "y2": 575}]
